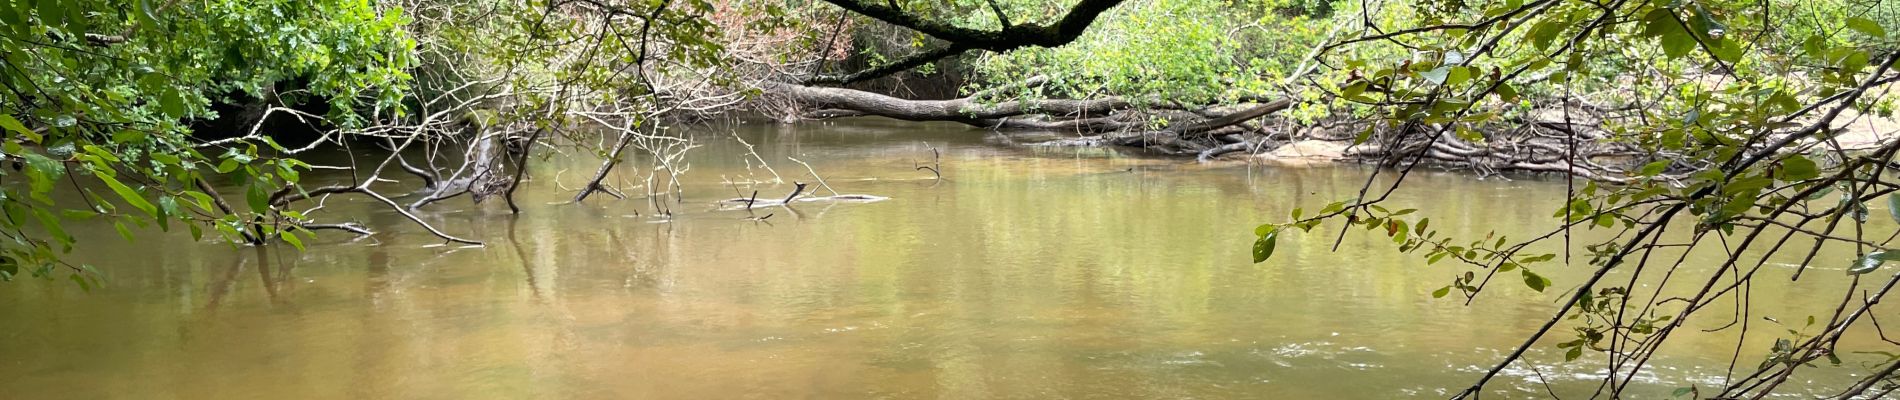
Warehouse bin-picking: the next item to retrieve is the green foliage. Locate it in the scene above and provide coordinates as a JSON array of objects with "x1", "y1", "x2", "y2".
[
  {"x1": 1252, "y1": 225, "x2": 1277, "y2": 262},
  {"x1": 0, "y1": 0, "x2": 413, "y2": 286},
  {"x1": 972, "y1": 0, "x2": 1317, "y2": 106},
  {"x1": 1246, "y1": 0, "x2": 1900, "y2": 386}
]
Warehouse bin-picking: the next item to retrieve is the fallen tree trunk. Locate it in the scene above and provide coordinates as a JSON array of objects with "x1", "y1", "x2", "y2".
[
  {"x1": 766, "y1": 81, "x2": 1292, "y2": 148},
  {"x1": 764, "y1": 82, "x2": 1131, "y2": 126},
  {"x1": 1165, "y1": 100, "x2": 1293, "y2": 136},
  {"x1": 1104, "y1": 101, "x2": 1295, "y2": 153}
]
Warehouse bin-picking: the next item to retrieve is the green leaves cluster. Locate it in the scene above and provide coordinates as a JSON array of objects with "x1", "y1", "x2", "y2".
[
  {"x1": 970, "y1": 0, "x2": 1318, "y2": 107},
  {"x1": 1, "y1": 0, "x2": 412, "y2": 286},
  {"x1": 1251, "y1": 0, "x2": 1900, "y2": 373},
  {"x1": 1253, "y1": 200, "x2": 1566, "y2": 299}
]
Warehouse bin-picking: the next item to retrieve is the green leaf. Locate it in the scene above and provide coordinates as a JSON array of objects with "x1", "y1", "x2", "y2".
[
  {"x1": 216, "y1": 158, "x2": 241, "y2": 173},
  {"x1": 1723, "y1": 176, "x2": 1773, "y2": 195},
  {"x1": 245, "y1": 182, "x2": 271, "y2": 214},
  {"x1": 0, "y1": 0, "x2": 21, "y2": 28},
  {"x1": 1780, "y1": 156, "x2": 1817, "y2": 181},
  {"x1": 20, "y1": 152, "x2": 64, "y2": 198},
  {"x1": 1659, "y1": 24, "x2": 1695, "y2": 58},
  {"x1": 1522, "y1": 270, "x2": 1550, "y2": 292},
  {"x1": 82, "y1": 145, "x2": 121, "y2": 163},
  {"x1": 1495, "y1": 82, "x2": 1518, "y2": 101},
  {"x1": 1445, "y1": 67, "x2": 1471, "y2": 86},
  {"x1": 183, "y1": 190, "x2": 215, "y2": 213},
  {"x1": 114, "y1": 220, "x2": 135, "y2": 243},
  {"x1": 159, "y1": 90, "x2": 187, "y2": 118},
  {"x1": 158, "y1": 195, "x2": 181, "y2": 217},
  {"x1": 1252, "y1": 231, "x2": 1278, "y2": 263},
  {"x1": 156, "y1": 195, "x2": 179, "y2": 231},
  {"x1": 1714, "y1": 193, "x2": 1755, "y2": 220},
  {"x1": 1432, "y1": 286, "x2": 1451, "y2": 298},
  {"x1": 1889, "y1": 194, "x2": 1900, "y2": 224},
  {"x1": 0, "y1": 114, "x2": 29, "y2": 136},
  {"x1": 97, "y1": 174, "x2": 157, "y2": 216},
  {"x1": 280, "y1": 230, "x2": 305, "y2": 251},
  {"x1": 69, "y1": 273, "x2": 92, "y2": 291},
  {"x1": 1421, "y1": 66, "x2": 1451, "y2": 85},
  {"x1": 1672, "y1": 386, "x2": 1696, "y2": 397},
  {"x1": 1850, "y1": 251, "x2": 1900, "y2": 275},
  {"x1": 1640, "y1": 160, "x2": 1670, "y2": 176},
  {"x1": 1842, "y1": 50, "x2": 1872, "y2": 73},
  {"x1": 63, "y1": 0, "x2": 86, "y2": 35},
  {"x1": 1847, "y1": 17, "x2": 1887, "y2": 38},
  {"x1": 1526, "y1": 18, "x2": 1564, "y2": 50},
  {"x1": 1641, "y1": 8, "x2": 1697, "y2": 57},
  {"x1": 1593, "y1": 213, "x2": 1615, "y2": 228},
  {"x1": 1342, "y1": 81, "x2": 1368, "y2": 98},
  {"x1": 1803, "y1": 35, "x2": 1827, "y2": 59},
  {"x1": 277, "y1": 161, "x2": 300, "y2": 183},
  {"x1": 111, "y1": 129, "x2": 148, "y2": 144},
  {"x1": 1708, "y1": 39, "x2": 1744, "y2": 64},
  {"x1": 36, "y1": 0, "x2": 59, "y2": 29},
  {"x1": 136, "y1": 0, "x2": 160, "y2": 29},
  {"x1": 32, "y1": 208, "x2": 71, "y2": 246}
]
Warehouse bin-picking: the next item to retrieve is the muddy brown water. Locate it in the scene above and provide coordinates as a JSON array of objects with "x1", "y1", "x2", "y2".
[{"x1": 0, "y1": 118, "x2": 1888, "y2": 398}]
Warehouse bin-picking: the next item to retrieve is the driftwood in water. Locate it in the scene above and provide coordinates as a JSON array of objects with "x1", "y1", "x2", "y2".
[
  {"x1": 717, "y1": 194, "x2": 892, "y2": 209},
  {"x1": 716, "y1": 181, "x2": 889, "y2": 209},
  {"x1": 408, "y1": 132, "x2": 513, "y2": 209},
  {"x1": 781, "y1": 182, "x2": 808, "y2": 204}
]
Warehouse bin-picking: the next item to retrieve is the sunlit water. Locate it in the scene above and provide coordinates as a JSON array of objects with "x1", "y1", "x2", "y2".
[{"x1": 1, "y1": 118, "x2": 1889, "y2": 399}]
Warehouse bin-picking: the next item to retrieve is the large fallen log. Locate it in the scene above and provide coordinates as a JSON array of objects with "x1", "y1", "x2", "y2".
[
  {"x1": 763, "y1": 82, "x2": 1132, "y2": 126},
  {"x1": 765, "y1": 81, "x2": 1293, "y2": 146}
]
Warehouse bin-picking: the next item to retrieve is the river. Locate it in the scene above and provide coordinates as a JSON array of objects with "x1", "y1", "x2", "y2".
[{"x1": 0, "y1": 118, "x2": 1885, "y2": 398}]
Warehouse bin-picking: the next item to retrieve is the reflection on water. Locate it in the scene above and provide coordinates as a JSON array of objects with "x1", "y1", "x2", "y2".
[{"x1": 0, "y1": 118, "x2": 1888, "y2": 398}]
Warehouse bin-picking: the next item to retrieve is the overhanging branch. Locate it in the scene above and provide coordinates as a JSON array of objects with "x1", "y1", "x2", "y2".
[
  {"x1": 807, "y1": 0, "x2": 1126, "y2": 84},
  {"x1": 806, "y1": 44, "x2": 969, "y2": 85}
]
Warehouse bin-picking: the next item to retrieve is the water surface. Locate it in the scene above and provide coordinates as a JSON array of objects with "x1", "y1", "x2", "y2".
[{"x1": 0, "y1": 119, "x2": 1886, "y2": 399}]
